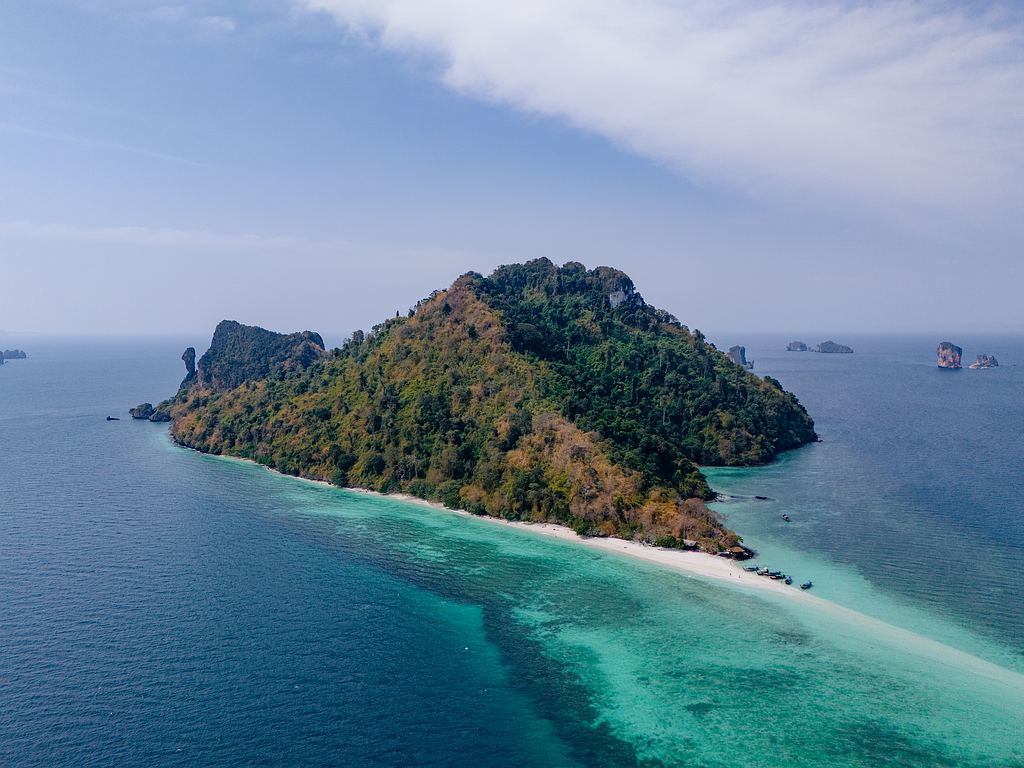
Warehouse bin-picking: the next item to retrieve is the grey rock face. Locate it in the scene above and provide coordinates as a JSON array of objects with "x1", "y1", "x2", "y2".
[
  {"x1": 727, "y1": 345, "x2": 748, "y2": 366},
  {"x1": 181, "y1": 346, "x2": 197, "y2": 388}
]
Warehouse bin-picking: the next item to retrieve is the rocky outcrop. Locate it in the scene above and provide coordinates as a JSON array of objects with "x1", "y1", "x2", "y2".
[
  {"x1": 129, "y1": 402, "x2": 171, "y2": 421},
  {"x1": 813, "y1": 340, "x2": 853, "y2": 354},
  {"x1": 181, "y1": 347, "x2": 197, "y2": 388},
  {"x1": 727, "y1": 345, "x2": 748, "y2": 366},
  {"x1": 968, "y1": 354, "x2": 998, "y2": 369},
  {"x1": 194, "y1": 320, "x2": 325, "y2": 391},
  {"x1": 936, "y1": 342, "x2": 962, "y2": 369},
  {"x1": 2, "y1": 349, "x2": 27, "y2": 359},
  {"x1": 787, "y1": 341, "x2": 808, "y2": 352},
  {"x1": 130, "y1": 403, "x2": 155, "y2": 419}
]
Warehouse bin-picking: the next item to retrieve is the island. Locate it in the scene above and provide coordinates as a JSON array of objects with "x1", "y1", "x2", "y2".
[
  {"x1": 786, "y1": 341, "x2": 808, "y2": 352},
  {"x1": 726, "y1": 345, "x2": 750, "y2": 367},
  {"x1": 1, "y1": 348, "x2": 28, "y2": 361},
  {"x1": 936, "y1": 341, "x2": 962, "y2": 369},
  {"x1": 968, "y1": 354, "x2": 998, "y2": 369},
  {"x1": 146, "y1": 260, "x2": 817, "y2": 554},
  {"x1": 813, "y1": 340, "x2": 853, "y2": 354}
]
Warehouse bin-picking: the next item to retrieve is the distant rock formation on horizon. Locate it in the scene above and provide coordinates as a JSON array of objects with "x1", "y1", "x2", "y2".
[
  {"x1": 786, "y1": 341, "x2": 808, "y2": 352},
  {"x1": 968, "y1": 354, "x2": 998, "y2": 369},
  {"x1": 2, "y1": 349, "x2": 27, "y2": 360},
  {"x1": 936, "y1": 342, "x2": 962, "y2": 369},
  {"x1": 813, "y1": 340, "x2": 853, "y2": 354},
  {"x1": 726, "y1": 345, "x2": 748, "y2": 367}
]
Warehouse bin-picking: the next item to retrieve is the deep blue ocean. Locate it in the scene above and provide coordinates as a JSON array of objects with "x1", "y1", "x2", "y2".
[{"x1": 1, "y1": 335, "x2": 1022, "y2": 767}]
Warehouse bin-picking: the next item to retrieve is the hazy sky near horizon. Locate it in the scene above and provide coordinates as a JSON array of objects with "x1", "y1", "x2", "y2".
[{"x1": 1, "y1": 1, "x2": 1022, "y2": 338}]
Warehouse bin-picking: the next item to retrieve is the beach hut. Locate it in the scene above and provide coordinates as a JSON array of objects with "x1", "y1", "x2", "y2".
[{"x1": 728, "y1": 545, "x2": 753, "y2": 560}]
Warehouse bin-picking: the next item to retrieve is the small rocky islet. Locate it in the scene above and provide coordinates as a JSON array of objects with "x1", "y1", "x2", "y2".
[
  {"x1": 785, "y1": 340, "x2": 854, "y2": 353},
  {"x1": 813, "y1": 340, "x2": 854, "y2": 354},
  {"x1": 936, "y1": 343, "x2": 1001, "y2": 370},
  {"x1": 968, "y1": 353, "x2": 998, "y2": 369},
  {"x1": 0, "y1": 348, "x2": 28, "y2": 365}
]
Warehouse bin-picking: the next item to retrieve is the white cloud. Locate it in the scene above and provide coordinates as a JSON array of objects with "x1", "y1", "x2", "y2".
[{"x1": 300, "y1": 0, "x2": 1023, "y2": 220}]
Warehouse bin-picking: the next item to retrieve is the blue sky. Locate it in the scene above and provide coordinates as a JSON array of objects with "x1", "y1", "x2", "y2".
[{"x1": 1, "y1": 1, "x2": 1021, "y2": 340}]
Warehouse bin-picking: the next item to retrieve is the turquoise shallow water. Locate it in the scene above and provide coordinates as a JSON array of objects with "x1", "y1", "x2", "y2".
[{"x1": 2, "y1": 337, "x2": 1023, "y2": 767}]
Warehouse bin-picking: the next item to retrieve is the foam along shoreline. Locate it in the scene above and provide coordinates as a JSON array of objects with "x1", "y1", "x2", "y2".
[
  {"x1": 369, "y1": 491, "x2": 792, "y2": 591},
  {"x1": 202, "y1": 446, "x2": 791, "y2": 595},
  {"x1": 191, "y1": 444, "x2": 1024, "y2": 692}
]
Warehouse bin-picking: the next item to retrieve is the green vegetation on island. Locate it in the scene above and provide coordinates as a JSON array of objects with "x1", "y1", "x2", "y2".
[{"x1": 159, "y1": 260, "x2": 816, "y2": 552}]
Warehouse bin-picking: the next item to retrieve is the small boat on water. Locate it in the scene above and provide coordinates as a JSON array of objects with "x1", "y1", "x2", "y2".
[
  {"x1": 782, "y1": 514, "x2": 791, "y2": 522},
  {"x1": 106, "y1": 416, "x2": 120, "y2": 421},
  {"x1": 744, "y1": 565, "x2": 758, "y2": 572},
  {"x1": 757, "y1": 568, "x2": 770, "y2": 576},
  {"x1": 800, "y1": 581, "x2": 813, "y2": 590},
  {"x1": 785, "y1": 576, "x2": 793, "y2": 585},
  {"x1": 770, "y1": 573, "x2": 785, "y2": 580}
]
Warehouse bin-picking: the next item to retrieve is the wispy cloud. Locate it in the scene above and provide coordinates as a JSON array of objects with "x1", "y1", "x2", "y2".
[
  {"x1": 0, "y1": 121, "x2": 204, "y2": 166},
  {"x1": 83, "y1": 2, "x2": 239, "y2": 35},
  {"x1": 300, "y1": 0, "x2": 1023, "y2": 221},
  {"x1": 0, "y1": 220, "x2": 341, "y2": 251},
  {"x1": 195, "y1": 14, "x2": 237, "y2": 33}
]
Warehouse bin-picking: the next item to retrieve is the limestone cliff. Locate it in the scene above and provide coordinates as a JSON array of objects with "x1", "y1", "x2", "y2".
[
  {"x1": 968, "y1": 354, "x2": 998, "y2": 369},
  {"x1": 181, "y1": 347, "x2": 197, "y2": 388},
  {"x1": 195, "y1": 320, "x2": 325, "y2": 391},
  {"x1": 727, "y1": 345, "x2": 748, "y2": 366},
  {"x1": 937, "y1": 342, "x2": 962, "y2": 369}
]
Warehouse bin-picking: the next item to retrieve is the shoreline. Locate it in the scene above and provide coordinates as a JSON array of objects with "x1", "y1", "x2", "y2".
[
  {"x1": 197, "y1": 444, "x2": 785, "y2": 594},
  {"x1": 200, "y1": 442, "x2": 794, "y2": 596},
  {"x1": 177, "y1": 438, "x2": 1024, "y2": 688},
  {"x1": 353, "y1": 488, "x2": 797, "y2": 596}
]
